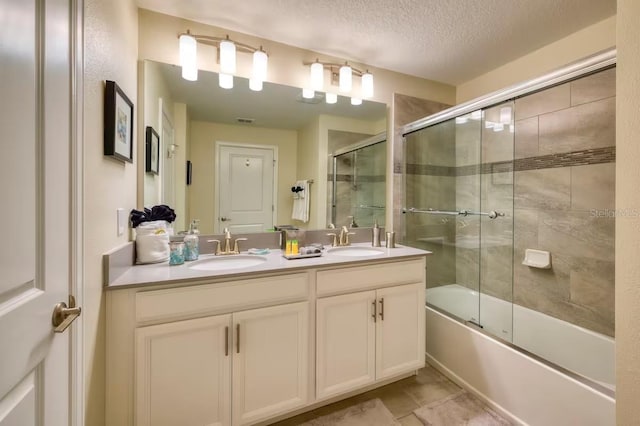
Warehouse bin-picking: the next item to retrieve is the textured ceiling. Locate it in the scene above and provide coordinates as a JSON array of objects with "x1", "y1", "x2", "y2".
[{"x1": 136, "y1": 0, "x2": 615, "y2": 85}]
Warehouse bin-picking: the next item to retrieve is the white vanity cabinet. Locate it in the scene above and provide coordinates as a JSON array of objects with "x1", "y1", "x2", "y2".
[
  {"x1": 106, "y1": 272, "x2": 311, "y2": 426},
  {"x1": 106, "y1": 253, "x2": 426, "y2": 426},
  {"x1": 315, "y1": 259, "x2": 426, "y2": 400}
]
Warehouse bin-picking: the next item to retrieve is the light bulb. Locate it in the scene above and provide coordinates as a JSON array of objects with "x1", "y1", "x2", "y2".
[
  {"x1": 310, "y1": 61, "x2": 324, "y2": 91},
  {"x1": 499, "y1": 106, "x2": 512, "y2": 124},
  {"x1": 351, "y1": 97, "x2": 362, "y2": 106},
  {"x1": 339, "y1": 63, "x2": 352, "y2": 93},
  {"x1": 302, "y1": 88, "x2": 314, "y2": 99},
  {"x1": 249, "y1": 78, "x2": 263, "y2": 91},
  {"x1": 361, "y1": 71, "x2": 374, "y2": 98},
  {"x1": 219, "y1": 38, "x2": 236, "y2": 74},
  {"x1": 252, "y1": 49, "x2": 268, "y2": 82},
  {"x1": 219, "y1": 73, "x2": 233, "y2": 89},
  {"x1": 179, "y1": 34, "x2": 197, "y2": 81},
  {"x1": 325, "y1": 92, "x2": 337, "y2": 104}
]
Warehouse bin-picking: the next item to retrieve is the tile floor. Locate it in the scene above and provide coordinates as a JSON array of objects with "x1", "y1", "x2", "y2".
[{"x1": 272, "y1": 365, "x2": 464, "y2": 425}]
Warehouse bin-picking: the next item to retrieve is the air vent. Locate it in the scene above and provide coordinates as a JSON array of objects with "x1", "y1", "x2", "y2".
[{"x1": 236, "y1": 117, "x2": 255, "y2": 124}]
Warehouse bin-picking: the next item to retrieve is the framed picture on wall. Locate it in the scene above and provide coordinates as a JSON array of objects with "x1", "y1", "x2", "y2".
[
  {"x1": 145, "y1": 126, "x2": 160, "y2": 174},
  {"x1": 103, "y1": 80, "x2": 134, "y2": 163}
]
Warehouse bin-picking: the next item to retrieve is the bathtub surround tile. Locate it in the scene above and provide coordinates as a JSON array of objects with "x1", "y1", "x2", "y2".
[
  {"x1": 515, "y1": 83, "x2": 570, "y2": 121},
  {"x1": 538, "y1": 96, "x2": 615, "y2": 155},
  {"x1": 481, "y1": 244, "x2": 514, "y2": 302},
  {"x1": 514, "y1": 117, "x2": 539, "y2": 159},
  {"x1": 513, "y1": 146, "x2": 615, "y2": 171},
  {"x1": 514, "y1": 168, "x2": 571, "y2": 210},
  {"x1": 571, "y1": 163, "x2": 616, "y2": 211},
  {"x1": 570, "y1": 67, "x2": 616, "y2": 106},
  {"x1": 537, "y1": 210, "x2": 615, "y2": 262},
  {"x1": 413, "y1": 390, "x2": 512, "y2": 426}
]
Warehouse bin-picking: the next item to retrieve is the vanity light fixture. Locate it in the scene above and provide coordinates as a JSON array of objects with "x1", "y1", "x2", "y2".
[
  {"x1": 325, "y1": 92, "x2": 338, "y2": 104},
  {"x1": 178, "y1": 30, "x2": 269, "y2": 91},
  {"x1": 302, "y1": 88, "x2": 315, "y2": 99},
  {"x1": 179, "y1": 32, "x2": 198, "y2": 81},
  {"x1": 303, "y1": 59, "x2": 375, "y2": 105}
]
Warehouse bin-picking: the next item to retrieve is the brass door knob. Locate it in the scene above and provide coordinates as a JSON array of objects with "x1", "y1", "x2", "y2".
[{"x1": 52, "y1": 295, "x2": 81, "y2": 333}]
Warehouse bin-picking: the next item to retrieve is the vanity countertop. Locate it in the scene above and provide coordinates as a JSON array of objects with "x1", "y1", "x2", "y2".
[{"x1": 106, "y1": 243, "x2": 430, "y2": 290}]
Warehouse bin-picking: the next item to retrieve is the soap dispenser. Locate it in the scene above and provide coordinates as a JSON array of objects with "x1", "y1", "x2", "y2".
[
  {"x1": 372, "y1": 220, "x2": 382, "y2": 247},
  {"x1": 183, "y1": 219, "x2": 200, "y2": 261}
]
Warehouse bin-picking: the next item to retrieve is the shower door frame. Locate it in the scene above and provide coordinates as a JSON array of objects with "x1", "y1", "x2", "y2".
[{"x1": 331, "y1": 132, "x2": 387, "y2": 226}]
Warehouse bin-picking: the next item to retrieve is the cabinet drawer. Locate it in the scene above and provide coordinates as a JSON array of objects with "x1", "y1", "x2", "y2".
[
  {"x1": 317, "y1": 258, "x2": 425, "y2": 297},
  {"x1": 135, "y1": 273, "x2": 309, "y2": 324}
]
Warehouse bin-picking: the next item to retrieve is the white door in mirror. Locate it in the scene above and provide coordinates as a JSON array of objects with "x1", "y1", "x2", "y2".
[{"x1": 218, "y1": 143, "x2": 275, "y2": 233}]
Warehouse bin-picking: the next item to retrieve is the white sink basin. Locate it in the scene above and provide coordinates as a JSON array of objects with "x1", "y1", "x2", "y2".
[
  {"x1": 326, "y1": 246, "x2": 385, "y2": 257},
  {"x1": 188, "y1": 255, "x2": 268, "y2": 271}
]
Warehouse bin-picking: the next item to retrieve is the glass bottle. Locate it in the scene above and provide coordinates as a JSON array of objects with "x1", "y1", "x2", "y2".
[{"x1": 183, "y1": 219, "x2": 200, "y2": 261}]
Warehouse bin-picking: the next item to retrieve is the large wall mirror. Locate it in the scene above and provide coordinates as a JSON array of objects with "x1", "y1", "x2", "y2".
[{"x1": 140, "y1": 60, "x2": 387, "y2": 234}]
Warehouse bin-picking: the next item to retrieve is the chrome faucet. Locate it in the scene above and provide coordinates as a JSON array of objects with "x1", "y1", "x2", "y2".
[
  {"x1": 339, "y1": 226, "x2": 355, "y2": 246},
  {"x1": 207, "y1": 228, "x2": 247, "y2": 255}
]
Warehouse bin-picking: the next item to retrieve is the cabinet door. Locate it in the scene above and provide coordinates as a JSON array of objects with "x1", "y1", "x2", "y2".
[
  {"x1": 135, "y1": 315, "x2": 232, "y2": 426},
  {"x1": 316, "y1": 291, "x2": 376, "y2": 399},
  {"x1": 232, "y1": 302, "x2": 309, "y2": 425},
  {"x1": 376, "y1": 283, "x2": 425, "y2": 379}
]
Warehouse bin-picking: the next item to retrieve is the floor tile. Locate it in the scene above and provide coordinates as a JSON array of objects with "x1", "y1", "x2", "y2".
[{"x1": 398, "y1": 413, "x2": 424, "y2": 426}]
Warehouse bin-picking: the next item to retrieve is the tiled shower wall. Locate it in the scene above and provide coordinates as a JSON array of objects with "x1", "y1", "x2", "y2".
[{"x1": 513, "y1": 67, "x2": 616, "y2": 337}]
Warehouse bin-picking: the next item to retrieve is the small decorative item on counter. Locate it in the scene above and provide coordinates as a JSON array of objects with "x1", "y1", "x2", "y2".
[
  {"x1": 291, "y1": 239, "x2": 299, "y2": 255},
  {"x1": 371, "y1": 220, "x2": 381, "y2": 247},
  {"x1": 385, "y1": 231, "x2": 396, "y2": 248},
  {"x1": 169, "y1": 241, "x2": 185, "y2": 265},
  {"x1": 286, "y1": 239, "x2": 293, "y2": 255},
  {"x1": 183, "y1": 219, "x2": 200, "y2": 261}
]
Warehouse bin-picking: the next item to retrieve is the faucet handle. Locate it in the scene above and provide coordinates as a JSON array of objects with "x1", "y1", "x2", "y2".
[
  {"x1": 326, "y1": 233, "x2": 338, "y2": 247},
  {"x1": 233, "y1": 237, "x2": 248, "y2": 253},
  {"x1": 345, "y1": 232, "x2": 356, "y2": 246},
  {"x1": 207, "y1": 239, "x2": 221, "y2": 255}
]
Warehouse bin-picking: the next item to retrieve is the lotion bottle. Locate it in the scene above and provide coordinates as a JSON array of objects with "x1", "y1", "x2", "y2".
[{"x1": 372, "y1": 220, "x2": 382, "y2": 247}]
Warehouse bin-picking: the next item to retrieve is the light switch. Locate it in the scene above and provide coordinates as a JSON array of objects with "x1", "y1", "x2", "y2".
[{"x1": 117, "y1": 208, "x2": 126, "y2": 236}]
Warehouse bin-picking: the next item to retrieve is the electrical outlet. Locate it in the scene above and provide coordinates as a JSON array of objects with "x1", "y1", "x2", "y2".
[{"x1": 117, "y1": 208, "x2": 126, "y2": 236}]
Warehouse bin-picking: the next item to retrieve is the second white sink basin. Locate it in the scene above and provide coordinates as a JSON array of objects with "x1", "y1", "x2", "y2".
[
  {"x1": 326, "y1": 246, "x2": 386, "y2": 257},
  {"x1": 188, "y1": 255, "x2": 268, "y2": 271}
]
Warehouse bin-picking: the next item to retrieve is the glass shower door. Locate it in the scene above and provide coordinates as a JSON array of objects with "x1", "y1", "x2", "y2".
[{"x1": 403, "y1": 113, "x2": 482, "y2": 324}]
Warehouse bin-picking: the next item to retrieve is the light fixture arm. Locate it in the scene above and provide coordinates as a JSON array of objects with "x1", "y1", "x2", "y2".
[
  {"x1": 303, "y1": 60, "x2": 367, "y2": 77},
  {"x1": 178, "y1": 31, "x2": 268, "y2": 56}
]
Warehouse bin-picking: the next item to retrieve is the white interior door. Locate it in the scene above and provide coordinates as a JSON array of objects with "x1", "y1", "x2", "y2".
[
  {"x1": 217, "y1": 144, "x2": 275, "y2": 233},
  {"x1": 0, "y1": 0, "x2": 75, "y2": 424}
]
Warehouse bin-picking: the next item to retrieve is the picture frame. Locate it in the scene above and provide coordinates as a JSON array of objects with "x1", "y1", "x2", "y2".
[
  {"x1": 145, "y1": 126, "x2": 160, "y2": 174},
  {"x1": 186, "y1": 160, "x2": 193, "y2": 185},
  {"x1": 103, "y1": 80, "x2": 134, "y2": 163}
]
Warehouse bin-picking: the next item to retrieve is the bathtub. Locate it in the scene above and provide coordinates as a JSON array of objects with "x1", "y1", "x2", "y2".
[{"x1": 426, "y1": 284, "x2": 615, "y2": 425}]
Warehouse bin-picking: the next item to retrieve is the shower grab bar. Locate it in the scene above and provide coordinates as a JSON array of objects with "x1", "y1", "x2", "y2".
[
  {"x1": 402, "y1": 207, "x2": 505, "y2": 219},
  {"x1": 358, "y1": 205, "x2": 385, "y2": 210}
]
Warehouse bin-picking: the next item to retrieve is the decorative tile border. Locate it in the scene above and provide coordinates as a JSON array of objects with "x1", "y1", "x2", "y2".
[
  {"x1": 327, "y1": 174, "x2": 386, "y2": 182},
  {"x1": 406, "y1": 146, "x2": 615, "y2": 177}
]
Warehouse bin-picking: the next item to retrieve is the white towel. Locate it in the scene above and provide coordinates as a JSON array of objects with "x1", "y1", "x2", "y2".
[{"x1": 292, "y1": 180, "x2": 310, "y2": 222}]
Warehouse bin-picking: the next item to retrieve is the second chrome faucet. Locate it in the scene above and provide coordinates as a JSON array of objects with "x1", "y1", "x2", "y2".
[
  {"x1": 207, "y1": 228, "x2": 247, "y2": 255},
  {"x1": 327, "y1": 226, "x2": 356, "y2": 247}
]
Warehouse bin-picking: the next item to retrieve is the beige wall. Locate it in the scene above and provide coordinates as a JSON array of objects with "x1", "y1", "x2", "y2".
[
  {"x1": 189, "y1": 121, "x2": 298, "y2": 234},
  {"x1": 83, "y1": 0, "x2": 138, "y2": 424},
  {"x1": 141, "y1": 60, "x2": 174, "y2": 208},
  {"x1": 456, "y1": 16, "x2": 616, "y2": 103},
  {"x1": 616, "y1": 1, "x2": 640, "y2": 422}
]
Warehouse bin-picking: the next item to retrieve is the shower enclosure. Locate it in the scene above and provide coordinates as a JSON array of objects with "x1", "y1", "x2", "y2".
[
  {"x1": 331, "y1": 133, "x2": 386, "y2": 227},
  {"x1": 403, "y1": 65, "x2": 616, "y2": 392}
]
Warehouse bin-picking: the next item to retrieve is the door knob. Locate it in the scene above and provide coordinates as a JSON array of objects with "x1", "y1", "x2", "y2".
[
  {"x1": 52, "y1": 295, "x2": 81, "y2": 333},
  {"x1": 220, "y1": 217, "x2": 231, "y2": 221}
]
